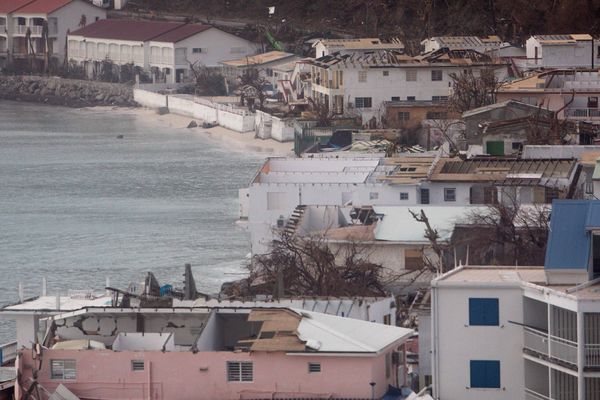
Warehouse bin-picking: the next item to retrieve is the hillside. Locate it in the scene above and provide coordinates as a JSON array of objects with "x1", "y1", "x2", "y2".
[{"x1": 126, "y1": 0, "x2": 600, "y2": 52}]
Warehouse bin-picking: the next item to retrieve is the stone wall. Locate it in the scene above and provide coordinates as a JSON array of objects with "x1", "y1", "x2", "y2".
[{"x1": 0, "y1": 75, "x2": 136, "y2": 107}]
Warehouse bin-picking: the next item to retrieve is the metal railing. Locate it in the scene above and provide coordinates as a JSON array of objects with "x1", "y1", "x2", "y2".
[
  {"x1": 586, "y1": 344, "x2": 600, "y2": 367},
  {"x1": 565, "y1": 108, "x2": 600, "y2": 119},
  {"x1": 525, "y1": 388, "x2": 553, "y2": 400},
  {"x1": 523, "y1": 326, "x2": 578, "y2": 365},
  {"x1": 0, "y1": 341, "x2": 17, "y2": 365}
]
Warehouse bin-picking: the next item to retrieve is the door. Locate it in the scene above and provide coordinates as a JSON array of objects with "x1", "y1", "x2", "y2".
[{"x1": 486, "y1": 141, "x2": 505, "y2": 156}]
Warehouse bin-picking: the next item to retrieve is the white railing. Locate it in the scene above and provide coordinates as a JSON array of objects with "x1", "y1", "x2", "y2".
[
  {"x1": 586, "y1": 344, "x2": 600, "y2": 367},
  {"x1": 524, "y1": 327, "x2": 549, "y2": 355},
  {"x1": 525, "y1": 388, "x2": 553, "y2": 400},
  {"x1": 14, "y1": 25, "x2": 42, "y2": 35},
  {"x1": 0, "y1": 341, "x2": 17, "y2": 365},
  {"x1": 565, "y1": 108, "x2": 600, "y2": 119},
  {"x1": 523, "y1": 326, "x2": 578, "y2": 365}
]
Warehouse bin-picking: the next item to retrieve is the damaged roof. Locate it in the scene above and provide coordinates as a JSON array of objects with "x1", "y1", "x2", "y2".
[
  {"x1": 314, "y1": 37, "x2": 404, "y2": 51},
  {"x1": 533, "y1": 34, "x2": 593, "y2": 44},
  {"x1": 239, "y1": 308, "x2": 413, "y2": 353},
  {"x1": 430, "y1": 157, "x2": 577, "y2": 186}
]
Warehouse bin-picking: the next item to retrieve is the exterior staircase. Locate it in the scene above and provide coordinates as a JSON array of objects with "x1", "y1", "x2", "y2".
[{"x1": 284, "y1": 205, "x2": 307, "y2": 236}]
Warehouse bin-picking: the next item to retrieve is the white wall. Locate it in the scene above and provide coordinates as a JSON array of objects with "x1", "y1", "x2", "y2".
[
  {"x1": 526, "y1": 37, "x2": 594, "y2": 68},
  {"x1": 255, "y1": 110, "x2": 295, "y2": 142},
  {"x1": 169, "y1": 28, "x2": 260, "y2": 68},
  {"x1": 50, "y1": 0, "x2": 107, "y2": 59},
  {"x1": 432, "y1": 284, "x2": 525, "y2": 400},
  {"x1": 134, "y1": 88, "x2": 167, "y2": 108},
  {"x1": 312, "y1": 64, "x2": 509, "y2": 124}
]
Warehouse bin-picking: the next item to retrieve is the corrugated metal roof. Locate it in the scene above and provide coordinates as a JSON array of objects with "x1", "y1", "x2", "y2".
[
  {"x1": 70, "y1": 19, "x2": 201, "y2": 42},
  {"x1": 0, "y1": 0, "x2": 35, "y2": 14},
  {"x1": 544, "y1": 200, "x2": 599, "y2": 270},
  {"x1": 294, "y1": 308, "x2": 412, "y2": 352},
  {"x1": 372, "y1": 206, "x2": 485, "y2": 243}
]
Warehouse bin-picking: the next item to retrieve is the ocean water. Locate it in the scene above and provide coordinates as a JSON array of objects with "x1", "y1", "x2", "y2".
[{"x1": 0, "y1": 101, "x2": 263, "y2": 342}]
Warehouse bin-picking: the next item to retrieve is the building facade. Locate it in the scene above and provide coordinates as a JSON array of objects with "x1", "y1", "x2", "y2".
[{"x1": 431, "y1": 200, "x2": 600, "y2": 400}]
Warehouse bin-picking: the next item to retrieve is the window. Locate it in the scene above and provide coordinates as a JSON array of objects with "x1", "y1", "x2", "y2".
[
  {"x1": 426, "y1": 111, "x2": 448, "y2": 119},
  {"x1": 469, "y1": 298, "x2": 499, "y2": 326},
  {"x1": 227, "y1": 361, "x2": 253, "y2": 382},
  {"x1": 51, "y1": 360, "x2": 76, "y2": 380},
  {"x1": 444, "y1": 188, "x2": 456, "y2": 202},
  {"x1": 588, "y1": 96, "x2": 598, "y2": 108},
  {"x1": 391, "y1": 96, "x2": 400, "y2": 101},
  {"x1": 470, "y1": 360, "x2": 501, "y2": 389},
  {"x1": 400, "y1": 192, "x2": 409, "y2": 200},
  {"x1": 406, "y1": 70, "x2": 417, "y2": 81},
  {"x1": 406, "y1": 96, "x2": 416, "y2": 102},
  {"x1": 382, "y1": 70, "x2": 389, "y2": 76},
  {"x1": 385, "y1": 353, "x2": 392, "y2": 378},
  {"x1": 431, "y1": 95, "x2": 448, "y2": 103},
  {"x1": 369, "y1": 192, "x2": 379, "y2": 200},
  {"x1": 308, "y1": 362, "x2": 321, "y2": 373},
  {"x1": 405, "y1": 249, "x2": 423, "y2": 271},
  {"x1": 397, "y1": 112, "x2": 410, "y2": 122},
  {"x1": 383, "y1": 314, "x2": 391, "y2": 325},
  {"x1": 355, "y1": 97, "x2": 372, "y2": 108},
  {"x1": 431, "y1": 70, "x2": 443, "y2": 81},
  {"x1": 131, "y1": 360, "x2": 145, "y2": 371},
  {"x1": 192, "y1": 48, "x2": 204, "y2": 54},
  {"x1": 358, "y1": 70, "x2": 368, "y2": 82},
  {"x1": 420, "y1": 188, "x2": 430, "y2": 204}
]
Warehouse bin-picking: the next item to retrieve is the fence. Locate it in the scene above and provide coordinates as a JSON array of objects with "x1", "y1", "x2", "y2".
[{"x1": 0, "y1": 341, "x2": 17, "y2": 365}]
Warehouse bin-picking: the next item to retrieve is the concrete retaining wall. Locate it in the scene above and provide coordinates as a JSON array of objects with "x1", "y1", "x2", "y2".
[{"x1": 133, "y1": 89, "x2": 255, "y2": 133}]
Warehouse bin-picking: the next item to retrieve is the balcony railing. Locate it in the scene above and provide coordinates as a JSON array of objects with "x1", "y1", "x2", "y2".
[
  {"x1": 565, "y1": 108, "x2": 600, "y2": 119},
  {"x1": 0, "y1": 341, "x2": 17, "y2": 365},
  {"x1": 13, "y1": 25, "x2": 43, "y2": 35},
  {"x1": 523, "y1": 326, "x2": 578, "y2": 365},
  {"x1": 586, "y1": 344, "x2": 600, "y2": 367},
  {"x1": 525, "y1": 388, "x2": 553, "y2": 400}
]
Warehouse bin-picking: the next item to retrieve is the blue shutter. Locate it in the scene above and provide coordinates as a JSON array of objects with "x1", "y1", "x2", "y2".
[
  {"x1": 470, "y1": 360, "x2": 500, "y2": 388},
  {"x1": 469, "y1": 298, "x2": 499, "y2": 326}
]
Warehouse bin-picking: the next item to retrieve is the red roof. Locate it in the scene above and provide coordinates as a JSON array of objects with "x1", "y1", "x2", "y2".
[
  {"x1": 70, "y1": 19, "x2": 211, "y2": 43},
  {"x1": 14, "y1": 0, "x2": 76, "y2": 14},
  {"x1": 0, "y1": 0, "x2": 36, "y2": 14},
  {"x1": 151, "y1": 24, "x2": 212, "y2": 43}
]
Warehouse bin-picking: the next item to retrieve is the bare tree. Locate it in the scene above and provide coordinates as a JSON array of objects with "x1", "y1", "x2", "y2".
[
  {"x1": 448, "y1": 68, "x2": 502, "y2": 113},
  {"x1": 188, "y1": 61, "x2": 227, "y2": 96},
  {"x1": 238, "y1": 65, "x2": 269, "y2": 111},
  {"x1": 307, "y1": 97, "x2": 334, "y2": 127}
]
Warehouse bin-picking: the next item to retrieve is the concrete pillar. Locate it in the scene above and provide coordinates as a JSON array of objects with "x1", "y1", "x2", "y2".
[{"x1": 577, "y1": 310, "x2": 585, "y2": 400}]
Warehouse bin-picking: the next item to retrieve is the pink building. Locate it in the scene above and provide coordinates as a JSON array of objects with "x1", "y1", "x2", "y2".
[{"x1": 16, "y1": 307, "x2": 413, "y2": 399}]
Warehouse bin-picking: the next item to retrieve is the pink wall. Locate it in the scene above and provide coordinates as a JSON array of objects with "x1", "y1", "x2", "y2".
[{"x1": 18, "y1": 348, "x2": 398, "y2": 399}]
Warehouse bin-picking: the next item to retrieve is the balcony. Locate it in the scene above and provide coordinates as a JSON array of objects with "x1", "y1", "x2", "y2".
[
  {"x1": 586, "y1": 344, "x2": 600, "y2": 369},
  {"x1": 525, "y1": 388, "x2": 553, "y2": 400},
  {"x1": 0, "y1": 341, "x2": 17, "y2": 365},
  {"x1": 13, "y1": 25, "x2": 43, "y2": 36},
  {"x1": 0, "y1": 25, "x2": 6, "y2": 35},
  {"x1": 523, "y1": 326, "x2": 578, "y2": 367},
  {"x1": 565, "y1": 108, "x2": 600, "y2": 120}
]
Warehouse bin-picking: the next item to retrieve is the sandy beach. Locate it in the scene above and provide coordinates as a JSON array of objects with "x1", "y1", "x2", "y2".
[{"x1": 84, "y1": 106, "x2": 294, "y2": 156}]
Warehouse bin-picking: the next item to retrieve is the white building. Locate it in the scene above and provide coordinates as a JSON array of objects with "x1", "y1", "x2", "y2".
[
  {"x1": 421, "y1": 36, "x2": 506, "y2": 54},
  {"x1": 497, "y1": 69, "x2": 600, "y2": 123},
  {"x1": 240, "y1": 155, "x2": 579, "y2": 254},
  {"x1": 308, "y1": 48, "x2": 509, "y2": 124},
  {"x1": 526, "y1": 34, "x2": 598, "y2": 69},
  {"x1": 68, "y1": 19, "x2": 260, "y2": 83},
  {"x1": 313, "y1": 37, "x2": 404, "y2": 58},
  {"x1": 0, "y1": 0, "x2": 106, "y2": 63},
  {"x1": 431, "y1": 200, "x2": 600, "y2": 400}
]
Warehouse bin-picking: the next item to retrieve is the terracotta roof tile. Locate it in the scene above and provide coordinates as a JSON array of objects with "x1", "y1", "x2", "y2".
[
  {"x1": 0, "y1": 0, "x2": 35, "y2": 14},
  {"x1": 70, "y1": 19, "x2": 211, "y2": 43},
  {"x1": 14, "y1": 0, "x2": 75, "y2": 14}
]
